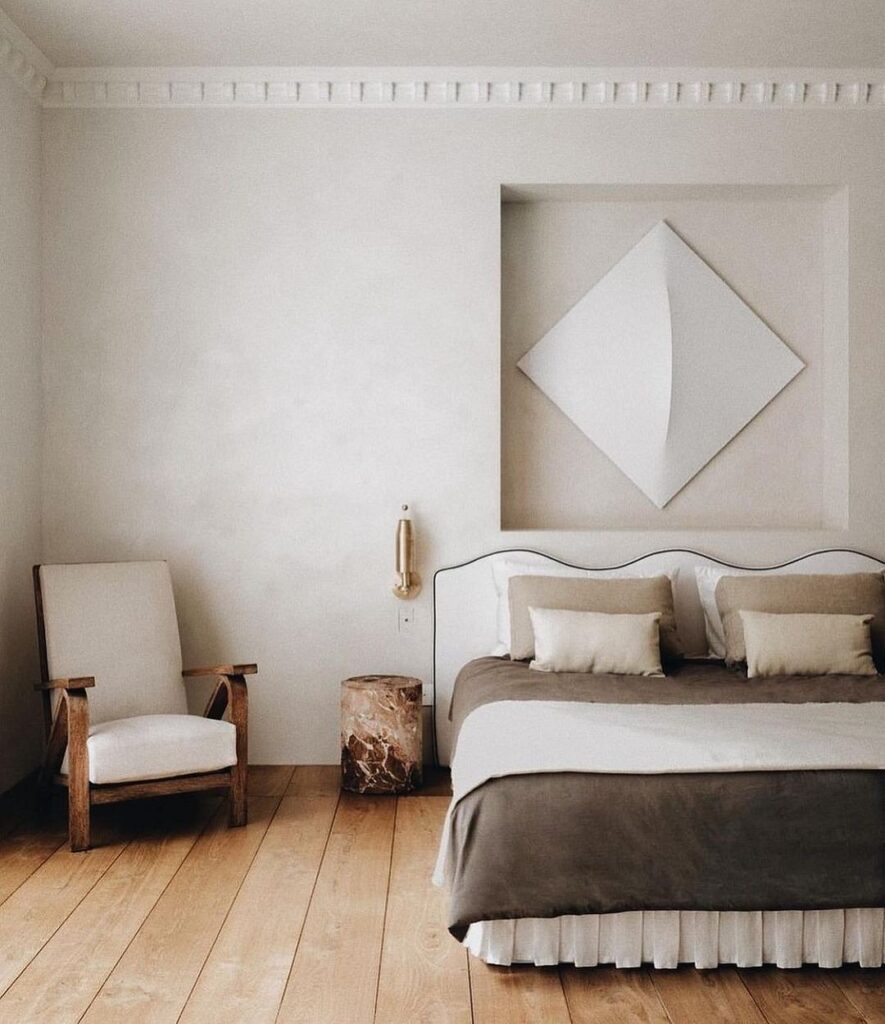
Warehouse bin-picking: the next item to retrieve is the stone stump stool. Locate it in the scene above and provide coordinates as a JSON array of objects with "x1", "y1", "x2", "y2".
[{"x1": 340, "y1": 675, "x2": 423, "y2": 793}]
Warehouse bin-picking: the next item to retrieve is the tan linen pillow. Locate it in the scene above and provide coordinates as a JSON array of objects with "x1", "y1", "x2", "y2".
[
  {"x1": 528, "y1": 608, "x2": 664, "y2": 676},
  {"x1": 509, "y1": 574, "x2": 682, "y2": 663},
  {"x1": 741, "y1": 611, "x2": 878, "y2": 678},
  {"x1": 715, "y1": 572, "x2": 885, "y2": 668}
]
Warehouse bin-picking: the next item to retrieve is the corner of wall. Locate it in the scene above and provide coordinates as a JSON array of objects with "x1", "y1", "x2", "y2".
[
  {"x1": 0, "y1": 37, "x2": 48, "y2": 792},
  {"x1": 0, "y1": 7, "x2": 51, "y2": 103}
]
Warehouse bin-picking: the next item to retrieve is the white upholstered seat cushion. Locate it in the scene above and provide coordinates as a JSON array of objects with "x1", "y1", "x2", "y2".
[{"x1": 61, "y1": 714, "x2": 237, "y2": 785}]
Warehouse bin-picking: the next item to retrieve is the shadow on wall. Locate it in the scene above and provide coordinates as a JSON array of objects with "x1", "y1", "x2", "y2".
[
  {"x1": 168, "y1": 555, "x2": 235, "y2": 714},
  {"x1": 0, "y1": 558, "x2": 43, "y2": 793}
]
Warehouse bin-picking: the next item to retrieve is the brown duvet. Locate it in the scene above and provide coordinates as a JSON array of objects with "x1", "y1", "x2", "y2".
[{"x1": 444, "y1": 658, "x2": 885, "y2": 940}]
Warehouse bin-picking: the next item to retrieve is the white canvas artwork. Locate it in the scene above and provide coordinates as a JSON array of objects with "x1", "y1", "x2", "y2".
[{"x1": 517, "y1": 220, "x2": 805, "y2": 508}]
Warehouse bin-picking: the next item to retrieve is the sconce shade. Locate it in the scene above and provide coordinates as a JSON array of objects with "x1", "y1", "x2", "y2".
[
  {"x1": 396, "y1": 519, "x2": 412, "y2": 576},
  {"x1": 393, "y1": 508, "x2": 421, "y2": 598}
]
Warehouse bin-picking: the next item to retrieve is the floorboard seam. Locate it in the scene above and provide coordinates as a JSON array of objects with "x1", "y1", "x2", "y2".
[
  {"x1": 737, "y1": 968, "x2": 774, "y2": 1024},
  {"x1": 0, "y1": 833, "x2": 130, "y2": 1002},
  {"x1": 267, "y1": 765, "x2": 297, "y2": 798},
  {"x1": 270, "y1": 781, "x2": 342, "y2": 1024},
  {"x1": 464, "y1": 949, "x2": 476, "y2": 1024},
  {"x1": 371, "y1": 795, "x2": 398, "y2": 1024},
  {"x1": 173, "y1": 792, "x2": 284, "y2": 1024},
  {"x1": 0, "y1": 833, "x2": 67, "y2": 910},
  {"x1": 822, "y1": 971, "x2": 873, "y2": 1024},
  {"x1": 557, "y1": 965, "x2": 576, "y2": 1024},
  {"x1": 646, "y1": 965, "x2": 679, "y2": 1024},
  {"x1": 72, "y1": 797, "x2": 222, "y2": 1024}
]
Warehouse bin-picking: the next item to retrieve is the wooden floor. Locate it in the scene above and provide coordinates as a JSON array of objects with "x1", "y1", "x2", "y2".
[{"x1": 0, "y1": 766, "x2": 882, "y2": 1024}]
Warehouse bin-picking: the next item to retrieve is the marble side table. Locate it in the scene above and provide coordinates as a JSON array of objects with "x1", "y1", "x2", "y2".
[{"x1": 340, "y1": 675, "x2": 423, "y2": 794}]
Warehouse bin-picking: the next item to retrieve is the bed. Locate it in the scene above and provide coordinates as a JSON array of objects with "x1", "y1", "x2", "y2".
[{"x1": 431, "y1": 549, "x2": 885, "y2": 968}]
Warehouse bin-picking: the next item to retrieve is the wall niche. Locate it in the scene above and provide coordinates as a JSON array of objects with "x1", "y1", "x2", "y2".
[{"x1": 500, "y1": 183, "x2": 848, "y2": 531}]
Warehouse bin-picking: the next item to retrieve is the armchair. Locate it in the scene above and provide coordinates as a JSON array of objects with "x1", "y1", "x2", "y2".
[{"x1": 33, "y1": 561, "x2": 256, "y2": 851}]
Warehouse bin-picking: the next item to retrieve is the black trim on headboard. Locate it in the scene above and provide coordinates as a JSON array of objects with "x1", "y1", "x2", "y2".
[{"x1": 430, "y1": 547, "x2": 885, "y2": 766}]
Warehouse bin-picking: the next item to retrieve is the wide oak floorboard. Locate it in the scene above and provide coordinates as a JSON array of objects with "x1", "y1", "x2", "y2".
[
  {"x1": 275, "y1": 793, "x2": 396, "y2": 1024},
  {"x1": 375, "y1": 796, "x2": 471, "y2": 1024},
  {"x1": 179, "y1": 767, "x2": 338, "y2": 1024},
  {"x1": 0, "y1": 819, "x2": 67, "y2": 907},
  {"x1": 248, "y1": 764, "x2": 297, "y2": 798},
  {"x1": 741, "y1": 966, "x2": 868, "y2": 1024},
  {"x1": 80, "y1": 795, "x2": 279, "y2": 1024},
  {"x1": 0, "y1": 813, "x2": 125, "y2": 997},
  {"x1": 833, "y1": 967, "x2": 885, "y2": 1024},
  {"x1": 471, "y1": 963, "x2": 572, "y2": 1024},
  {"x1": 0, "y1": 797, "x2": 215, "y2": 1023},
  {"x1": 652, "y1": 966, "x2": 767, "y2": 1024},
  {"x1": 562, "y1": 965, "x2": 670, "y2": 1024},
  {"x1": 0, "y1": 766, "x2": 879, "y2": 1024}
]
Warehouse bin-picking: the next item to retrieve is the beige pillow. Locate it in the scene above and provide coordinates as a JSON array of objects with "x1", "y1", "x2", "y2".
[
  {"x1": 509, "y1": 575, "x2": 682, "y2": 663},
  {"x1": 715, "y1": 572, "x2": 885, "y2": 668},
  {"x1": 741, "y1": 611, "x2": 878, "y2": 678},
  {"x1": 528, "y1": 608, "x2": 664, "y2": 676},
  {"x1": 491, "y1": 558, "x2": 673, "y2": 656}
]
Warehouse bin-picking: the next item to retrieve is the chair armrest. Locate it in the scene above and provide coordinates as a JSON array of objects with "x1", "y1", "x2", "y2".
[
  {"x1": 201, "y1": 671, "x2": 249, "y2": 722},
  {"x1": 34, "y1": 676, "x2": 96, "y2": 692},
  {"x1": 182, "y1": 664, "x2": 257, "y2": 678},
  {"x1": 40, "y1": 683, "x2": 90, "y2": 782}
]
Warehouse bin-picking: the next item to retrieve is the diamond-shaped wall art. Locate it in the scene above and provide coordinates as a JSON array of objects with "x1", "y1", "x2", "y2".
[{"x1": 517, "y1": 220, "x2": 805, "y2": 508}]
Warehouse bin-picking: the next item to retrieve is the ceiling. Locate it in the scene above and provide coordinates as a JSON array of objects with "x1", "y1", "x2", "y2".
[{"x1": 3, "y1": 0, "x2": 884, "y2": 69}]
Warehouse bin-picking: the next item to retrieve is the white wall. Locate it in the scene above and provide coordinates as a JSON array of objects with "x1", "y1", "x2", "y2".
[
  {"x1": 41, "y1": 108, "x2": 885, "y2": 763},
  {"x1": 0, "y1": 74, "x2": 44, "y2": 791}
]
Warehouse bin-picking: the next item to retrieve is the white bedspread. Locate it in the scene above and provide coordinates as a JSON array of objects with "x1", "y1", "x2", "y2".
[{"x1": 433, "y1": 700, "x2": 885, "y2": 886}]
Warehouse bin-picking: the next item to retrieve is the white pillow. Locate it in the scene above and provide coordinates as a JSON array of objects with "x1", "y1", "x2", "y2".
[
  {"x1": 492, "y1": 558, "x2": 674, "y2": 657},
  {"x1": 694, "y1": 565, "x2": 733, "y2": 658},
  {"x1": 528, "y1": 608, "x2": 664, "y2": 676}
]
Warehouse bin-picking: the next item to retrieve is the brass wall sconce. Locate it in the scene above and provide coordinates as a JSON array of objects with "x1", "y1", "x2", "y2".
[{"x1": 392, "y1": 504, "x2": 421, "y2": 599}]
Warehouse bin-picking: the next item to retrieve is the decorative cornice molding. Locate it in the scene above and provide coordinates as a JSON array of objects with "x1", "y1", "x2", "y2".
[
  {"x1": 0, "y1": 10, "x2": 51, "y2": 100},
  {"x1": 0, "y1": 9, "x2": 883, "y2": 113},
  {"x1": 39, "y1": 66, "x2": 885, "y2": 110},
  {"x1": 42, "y1": 66, "x2": 885, "y2": 110}
]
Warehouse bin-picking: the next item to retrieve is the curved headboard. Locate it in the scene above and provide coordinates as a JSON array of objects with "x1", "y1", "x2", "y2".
[{"x1": 431, "y1": 547, "x2": 885, "y2": 766}]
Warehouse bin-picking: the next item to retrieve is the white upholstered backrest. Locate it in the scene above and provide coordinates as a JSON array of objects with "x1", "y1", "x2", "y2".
[
  {"x1": 39, "y1": 561, "x2": 186, "y2": 725},
  {"x1": 432, "y1": 548, "x2": 885, "y2": 764}
]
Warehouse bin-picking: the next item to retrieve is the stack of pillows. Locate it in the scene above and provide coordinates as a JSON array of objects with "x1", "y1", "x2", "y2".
[
  {"x1": 493, "y1": 558, "x2": 885, "y2": 678},
  {"x1": 698, "y1": 567, "x2": 884, "y2": 678}
]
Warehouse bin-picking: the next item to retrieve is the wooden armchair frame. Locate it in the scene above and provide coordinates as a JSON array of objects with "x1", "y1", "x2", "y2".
[{"x1": 33, "y1": 565, "x2": 256, "y2": 852}]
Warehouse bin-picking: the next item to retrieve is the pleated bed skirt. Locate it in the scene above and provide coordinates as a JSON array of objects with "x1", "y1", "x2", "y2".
[{"x1": 463, "y1": 909, "x2": 885, "y2": 968}]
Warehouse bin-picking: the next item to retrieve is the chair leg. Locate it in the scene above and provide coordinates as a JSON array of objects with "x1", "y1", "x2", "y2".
[
  {"x1": 68, "y1": 771, "x2": 91, "y2": 852},
  {"x1": 229, "y1": 762, "x2": 247, "y2": 827},
  {"x1": 226, "y1": 673, "x2": 248, "y2": 828},
  {"x1": 66, "y1": 691, "x2": 91, "y2": 851}
]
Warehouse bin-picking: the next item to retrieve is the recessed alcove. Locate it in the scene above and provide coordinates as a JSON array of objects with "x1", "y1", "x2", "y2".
[{"x1": 500, "y1": 183, "x2": 849, "y2": 531}]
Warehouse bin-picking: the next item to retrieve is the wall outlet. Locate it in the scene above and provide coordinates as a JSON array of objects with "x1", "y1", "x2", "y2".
[{"x1": 397, "y1": 605, "x2": 417, "y2": 633}]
